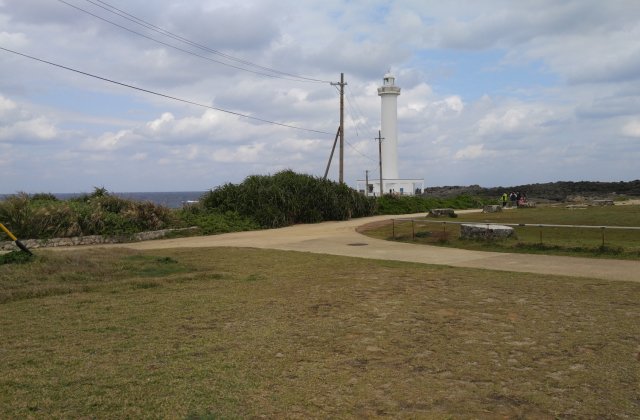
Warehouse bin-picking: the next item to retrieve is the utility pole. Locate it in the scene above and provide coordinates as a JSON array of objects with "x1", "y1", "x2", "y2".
[
  {"x1": 376, "y1": 130, "x2": 384, "y2": 196},
  {"x1": 331, "y1": 73, "x2": 346, "y2": 183},
  {"x1": 365, "y1": 170, "x2": 369, "y2": 196},
  {"x1": 323, "y1": 126, "x2": 341, "y2": 180}
]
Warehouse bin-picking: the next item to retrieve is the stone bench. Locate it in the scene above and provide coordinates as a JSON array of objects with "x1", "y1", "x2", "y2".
[
  {"x1": 460, "y1": 223, "x2": 514, "y2": 240},
  {"x1": 428, "y1": 208, "x2": 456, "y2": 217},
  {"x1": 483, "y1": 205, "x2": 502, "y2": 213}
]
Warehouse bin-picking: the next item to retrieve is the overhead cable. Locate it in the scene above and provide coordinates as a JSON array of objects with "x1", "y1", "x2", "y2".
[
  {"x1": 57, "y1": 0, "x2": 316, "y2": 83},
  {"x1": 58, "y1": 0, "x2": 330, "y2": 84},
  {"x1": 89, "y1": 0, "x2": 331, "y2": 83},
  {"x1": 0, "y1": 46, "x2": 333, "y2": 135},
  {"x1": 331, "y1": 84, "x2": 376, "y2": 162}
]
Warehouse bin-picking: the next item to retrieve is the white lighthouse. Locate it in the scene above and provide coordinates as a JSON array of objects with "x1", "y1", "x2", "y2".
[
  {"x1": 357, "y1": 72, "x2": 424, "y2": 196},
  {"x1": 378, "y1": 72, "x2": 401, "y2": 180}
]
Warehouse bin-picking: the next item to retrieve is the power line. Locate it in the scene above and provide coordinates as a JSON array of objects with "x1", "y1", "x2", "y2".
[
  {"x1": 346, "y1": 140, "x2": 377, "y2": 162},
  {"x1": 89, "y1": 0, "x2": 331, "y2": 83},
  {"x1": 346, "y1": 85, "x2": 369, "y2": 128},
  {"x1": 57, "y1": 0, "x2": 317, "y2": 83},
  {"x1": 334, "y1": 85, "x2": 378, "y2": 163},
  {"x1": 58, "y1": 0, "x2": 330, "y2": 84},
  {"x1": 0, "y1": 46, "x2": 333, "y2": 135},
  {"x1": 331, "y1": 85, "x2": 376, "y2": 162}
]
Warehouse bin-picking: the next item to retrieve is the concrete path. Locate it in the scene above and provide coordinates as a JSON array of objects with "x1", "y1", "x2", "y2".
[{"x1": 113, "y1": 213, "x2": 640, "y2": 282}]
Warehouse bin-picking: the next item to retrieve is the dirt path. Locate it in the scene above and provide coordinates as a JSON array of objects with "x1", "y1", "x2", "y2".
[{"x1": 102, "y1": 212, "x2": 639, "y2": 282}]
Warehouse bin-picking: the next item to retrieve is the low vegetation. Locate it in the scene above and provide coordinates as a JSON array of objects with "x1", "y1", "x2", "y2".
[
  {"x1": 360, "y1": 204, "x2": 640, "y2": 259},
  {"x1": 424, "y1": 179, "x2": 640, "y2": 201},
  {"x1": 1, "y1": 247, "x2": 638, "y2": 417},
  {"x1": 200, "y1": 170, "x2": 377, "y2": 228},
  {"x1": 0, "y1": 188, "x2": 177, "y2": 239},
  {"x1": 1, "y1": 172, "x2": 490, "y2": 243},
  {"x1": 376, "y1": 193, "x2": 487, "y2": 214}
]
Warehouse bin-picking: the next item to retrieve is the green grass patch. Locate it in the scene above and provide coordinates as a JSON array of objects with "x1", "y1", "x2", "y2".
[
  {"x1": 361, "y1": 205, "x2": 640, "y2": 259},
  {"x1": 375, "y1": 193, "x2": 487, "y2": 214},
  {"x1": 0, "y1": 250, "x2": 34, "y2": 265},
  {"x1": 1, "y1": 247, "x2": 639, "y2": 418},
  {"x1": 0, "y1": 249, "x2": 196, "y2": 303}
]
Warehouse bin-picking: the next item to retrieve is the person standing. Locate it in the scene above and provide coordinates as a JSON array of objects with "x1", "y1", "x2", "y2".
[{"x1": 501, "y1": 192, "x2": 508, "y2": 207}]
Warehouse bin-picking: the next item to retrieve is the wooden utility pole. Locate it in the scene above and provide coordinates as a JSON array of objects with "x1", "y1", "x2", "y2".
[
  {"x1": 376, "y1": 130, "x2": 384, "y2": 196},
  {"x1": 365, "y1": 170, "x2": 369, "y2": 196},
  {"x1": 323, "y1": 126, "x2": 341, "y2": 180},
  {"x1": 331, "y1": 73, "x2": 346, "y2": 183}
]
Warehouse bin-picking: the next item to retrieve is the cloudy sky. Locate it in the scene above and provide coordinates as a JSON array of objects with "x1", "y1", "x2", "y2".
[{"x1": 1, "y1": 0, "x2": 640, "y2": 193}]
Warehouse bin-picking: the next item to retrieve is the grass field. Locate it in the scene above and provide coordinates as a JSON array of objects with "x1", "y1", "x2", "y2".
[
  {"x1": 1, "y1": 247, "x2": 639, "y2": 418},
  {"x1": 361, "y1": 204, "x2": 640, "y2": 259}
]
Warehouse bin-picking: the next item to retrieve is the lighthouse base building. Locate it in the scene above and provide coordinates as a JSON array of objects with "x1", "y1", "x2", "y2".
[
  {"x1": 357, "y1": 178, "x2": 424, "y2": 197},
  {"x1": 357, "y1": 72, "x2": 424, "y2": 196}
]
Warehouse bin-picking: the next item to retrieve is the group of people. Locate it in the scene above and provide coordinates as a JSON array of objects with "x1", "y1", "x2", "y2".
[{"x1": 501, "y1": 191, "x2": 528, "y2": 207}]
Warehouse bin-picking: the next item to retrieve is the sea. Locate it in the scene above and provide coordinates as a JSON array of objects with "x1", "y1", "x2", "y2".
[{"x1": 0, "y1": 191, "x2": 207, "y2": 209}]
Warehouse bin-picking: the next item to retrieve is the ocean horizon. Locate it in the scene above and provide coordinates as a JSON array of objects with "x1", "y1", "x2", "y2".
[{"x1": 0, "y1": 191, "x2": 207, "y2": 209}]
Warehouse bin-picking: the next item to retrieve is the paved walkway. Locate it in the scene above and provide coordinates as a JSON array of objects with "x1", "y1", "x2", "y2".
[{"x1": 114, "y1": 213, "x2": 640, "y2": 282}]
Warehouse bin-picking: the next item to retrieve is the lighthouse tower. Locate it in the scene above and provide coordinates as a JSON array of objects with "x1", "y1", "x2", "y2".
[
  {"x1": 378, "y1": 72, "x2": 401, "y2": 180},
  {"x1": 357, "y1": 72, "x2": 423, "y2": 196}
]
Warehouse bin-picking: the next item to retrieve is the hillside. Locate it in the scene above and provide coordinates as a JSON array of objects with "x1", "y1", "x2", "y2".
[{"x1": 423, "y1": 180, "x2": 640, "y2": 202}]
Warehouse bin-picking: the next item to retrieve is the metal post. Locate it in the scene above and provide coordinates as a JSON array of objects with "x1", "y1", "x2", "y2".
[
  {"x1": 392, "y1": 219, "x2": 395, "y2": 239},
  {"x1": 412, "y1": 220, "x2": 415, "y2": 240},
  {"x1": 376, "y1": 130, "x2": 384, "y2": 196},
  {"x1": 339, "y1": 72, "x2": 344, "y2": 184}
]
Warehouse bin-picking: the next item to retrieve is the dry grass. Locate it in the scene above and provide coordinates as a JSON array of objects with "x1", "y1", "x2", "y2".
[{"x1": 1, "y1": 247, "x2": 639, "y2": 418}]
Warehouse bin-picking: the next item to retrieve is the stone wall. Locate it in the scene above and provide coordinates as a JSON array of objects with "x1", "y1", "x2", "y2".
[{"x1": 0, "y1": 227, "x2": 198, "y2": 251}]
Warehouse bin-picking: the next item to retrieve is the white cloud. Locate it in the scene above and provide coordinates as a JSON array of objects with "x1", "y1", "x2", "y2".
[
  {"x1": 622, "y1": 120, "x2": 640, "y2": 138},
  {"x1": 0, "y1": 96, "x2": 57, "y2": 142},
  {"x1": 454, "y1": 144, "x2": 486, "y2": 160},
  {"x1": 212, "y1": 143, "x2": 266, "y2": 163},
  {"x1": 2, "y1": 0, "x2": 640, "y2": 192},
  {"x1": 82, "y1": 129, "x2": 136, "y2": 151},
  {"x1": 0, "y1": 30, "x2": 27, "y2": 48},
  {"x1": 0, "y1": 95, "x2": 17, "y2": 114}
]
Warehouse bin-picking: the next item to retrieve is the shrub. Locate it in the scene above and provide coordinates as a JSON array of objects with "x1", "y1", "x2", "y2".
[
  {"x1": 375, "y1": 194, "x2": 485, "y2": 215},
  {"x1": 0, "y1": 250, "x2": 34, "y2": 265},
  {"x1": 0, "y1": 189, "x2": 178, "y2": 239},
  {"x1": 201, "y1": 170, "x2": 376, "y2": 228},
  {"x1": 176, "y1": 205, "x2": 260, "y2": 235}
]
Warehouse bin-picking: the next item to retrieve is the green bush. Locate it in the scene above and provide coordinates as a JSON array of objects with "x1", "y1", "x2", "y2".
[
  {"x1": 0, "y1": 189, "x2": 178, "y2": 239},
  {"x1": 177, "y1": 206, "x2": 260, "y2": 234},
  {"x1": 201, "y1": 170, "x2": 377, "y2": 228},
  {"x1": 375, "y1": 194, "x2": 487, "y2": 215}
]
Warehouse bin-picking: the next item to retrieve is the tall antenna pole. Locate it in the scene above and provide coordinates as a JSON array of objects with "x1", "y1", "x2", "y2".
[
  {"x1": 331, "y1": 73, "x2": 346, "y2": 183},
  {"x1": 376, "y1": 130, "x2": 384, "y2": 196}
]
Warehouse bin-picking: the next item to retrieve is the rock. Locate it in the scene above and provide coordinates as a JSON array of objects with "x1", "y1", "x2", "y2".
[
  {"x1": 591, "y1": 199, "x2": 614, "y2": 206},
  {"x1": 428, "y1": 208, "x2": 456, "y2": 217},
  {"x1": 483, "y1": 205, "x2": 502, "y2": 213},
  {"x1": 460, "y1": 223, "x2": 514, "y2": 240}
]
